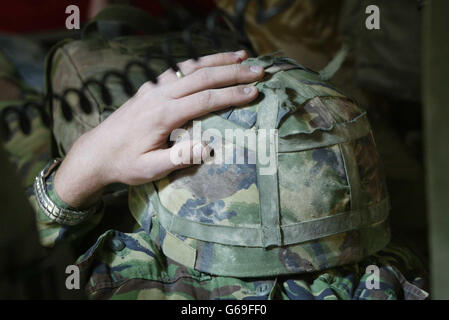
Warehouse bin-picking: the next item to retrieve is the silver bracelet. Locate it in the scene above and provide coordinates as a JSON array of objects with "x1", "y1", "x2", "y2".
[{"x1": 33, "y1": 159, "x2": 102, "y2": 226}]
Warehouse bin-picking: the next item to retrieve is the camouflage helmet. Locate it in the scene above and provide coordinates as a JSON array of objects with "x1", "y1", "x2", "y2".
[{"x1": 129, "y1": 54, "x2": 391, "y2": 277}]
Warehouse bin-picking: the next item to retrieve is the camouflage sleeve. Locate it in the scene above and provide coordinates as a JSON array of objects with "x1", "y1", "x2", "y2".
[
  {"x1": 1, "y1": 101, "x2": 104, "y2": 248},
  {"x1": 1, "y1": 47, "x2": 106, "y2": 249},
  {"x1": 75, "y1": 217, "x2": 429, "y2": 300}
]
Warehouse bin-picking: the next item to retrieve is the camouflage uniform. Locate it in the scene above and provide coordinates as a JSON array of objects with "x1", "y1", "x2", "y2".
[{"x1": 1, "y1": 42, "x2": 429, "y2": 300}]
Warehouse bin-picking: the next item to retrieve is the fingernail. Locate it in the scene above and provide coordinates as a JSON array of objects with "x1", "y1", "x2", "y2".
[
  {"x1": 250, "y1": 65, "x2": 263, "y2": 73},
  {"x1": 244, "y1": 86, "x2": 255, "y2": 94},
  {"x1": 235, "y1": 50, "x2": 246, "y2": 59}
]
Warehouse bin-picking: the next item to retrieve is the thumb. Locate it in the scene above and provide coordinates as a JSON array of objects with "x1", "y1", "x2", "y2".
[
  {"x1": 168, "y1": 139, "x2": 210, "y2": 167},
  {"x1": 139, "y1": 140, "x2": 211, "y2": 182}
]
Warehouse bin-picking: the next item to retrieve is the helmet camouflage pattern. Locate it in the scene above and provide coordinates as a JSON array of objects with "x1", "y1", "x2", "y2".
[
  {"x1": 129, "y1": 54, "x2": 391, "y2": 277},
  {"x1": 46, "y1": 12, "x2": 390, "y2": 278}
]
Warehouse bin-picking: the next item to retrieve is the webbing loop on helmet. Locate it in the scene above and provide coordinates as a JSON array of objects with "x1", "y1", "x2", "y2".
[
  {"x1": 146, "y1": 182, "x2": 389, "y2": 247},
  {"x1": 256, "y1": 90, "x2": 282, "y2": 248}
]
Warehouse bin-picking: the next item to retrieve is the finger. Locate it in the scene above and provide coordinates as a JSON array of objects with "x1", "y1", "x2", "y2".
[
  {"x1": 165, "y1": 63, "x2": 264, "y2": 99},
  {"x1": 170, "y1": 85, "x2": 258, "y2": 125},
  {"x1": 157, "y1": 50, "x2": 248, "y2": 85},
  {"x1": 138, "y1": 140, "x2": 210, "y2": 181}
]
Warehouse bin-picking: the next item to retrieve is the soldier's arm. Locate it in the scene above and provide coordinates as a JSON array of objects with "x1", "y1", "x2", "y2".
[
  {"x1": 16, "y1": 51, "x2": 261, "y2": 249},
  {"x1": 2, "y1": 50, "x2": 260, "y2": 249},
  {"x1": 0, "y1": 51, "x2": 99, "y2": 249},
  {"x1": 0, "y1": 104, "x2": 105, "y2": 248}
]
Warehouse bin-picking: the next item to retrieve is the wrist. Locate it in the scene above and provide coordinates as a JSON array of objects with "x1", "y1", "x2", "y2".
[
  {"x1": 34, "y1": 159, "x2": 103, "y2": 226},
  {"x1": 53, "y1": 131, "x2": 108, "y2": 209}
]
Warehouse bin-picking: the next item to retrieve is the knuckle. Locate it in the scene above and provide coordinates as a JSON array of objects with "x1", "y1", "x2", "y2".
[
  {"x1": 137, "y1": 81, "x2": 153, "y2": 95},
  {"x1": 198, "y1": 90, "x2": 213, "y2": 107},
  {"x1": 232, "y1": 86, "x2": 243, "y2": 99},
  {"x1": 193, "y1": 68, "x2": 211, "y2": 87},
  {"x1": 222, "y1": 51, "x2": 237, "y2": 63},
  {"x1": 231, "y1": 64, "x2": 241, "y2": 81}
]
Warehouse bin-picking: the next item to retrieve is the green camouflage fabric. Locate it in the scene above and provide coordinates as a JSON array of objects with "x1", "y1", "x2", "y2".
[
  {"x1": 1, "y1": 103, "x2": 50, "y2": 187},
  {"x1": 76, "y1": 218, "x2": 428, "y2": 300},
  {"x1": 0, "y1": 49, "x2": 104, "y2": 249},
  {"x1": 0, "y1": 49, "x2": 50, "y2": 187},
  {"x1": 129, "y1": 54, "x2": 390, "y2": 277},
  {"x1": 1, "y1": 95, "x2": 107, "y2": 249},
  {"x1": 1, "y1": 25, "x2": 428, "y2": 299}
]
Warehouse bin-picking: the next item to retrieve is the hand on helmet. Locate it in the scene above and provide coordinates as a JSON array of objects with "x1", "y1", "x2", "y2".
[{"x1": 53, "y1": 50, "x2": 264, "y2": 208}]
